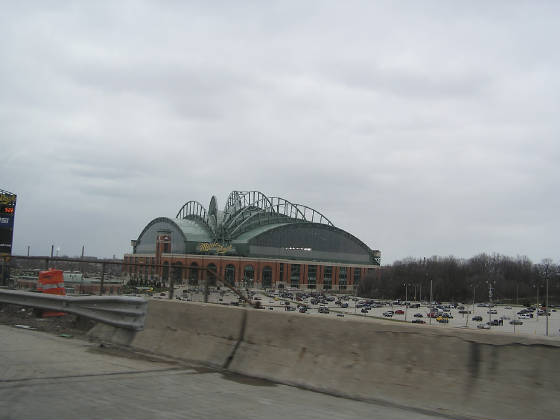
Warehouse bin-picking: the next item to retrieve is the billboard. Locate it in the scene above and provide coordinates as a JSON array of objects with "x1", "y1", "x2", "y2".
[{"x1": 0, "y1": 189, "x2": 16, "y2": 256}]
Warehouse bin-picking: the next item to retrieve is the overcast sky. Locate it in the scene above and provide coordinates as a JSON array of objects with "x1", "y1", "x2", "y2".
[{"x1": 1, "y1": 1, "x2": 559, "y2": 264}]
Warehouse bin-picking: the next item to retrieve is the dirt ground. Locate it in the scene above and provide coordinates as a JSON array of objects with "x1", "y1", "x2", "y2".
[{"x1": 0, "y1": 303, "x2": 97, "y2": 339}]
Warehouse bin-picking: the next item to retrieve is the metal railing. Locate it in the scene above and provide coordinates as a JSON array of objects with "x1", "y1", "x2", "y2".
[{"x1": 0, "y1": 289, "x2": 148, "y2": 331}]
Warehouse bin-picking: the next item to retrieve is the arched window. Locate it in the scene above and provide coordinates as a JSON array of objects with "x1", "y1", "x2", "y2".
[
  {"x1": 189, "y1": 262, "x2": 199, "y2": 285},
  {"x1": 172, "y1": 262, "x2": 183, "y2": 284},
  {"x1": 353, "y1": 268, "x2": 361, "y2": 287},
  {"x1": 290, "y1": 264, "x2": 300, "y2": 289},
  {"x1": 307, "y1": 265, "x2": 317, "y2": 289},
  {"x1": 207, "y1": 263, "x2": 217, "y2": 286},
  {"x1": 162, "y1": 261, "x2": 169, "y2": 284},
  {"x1": 262, "y1": 266, "x2": 272, "y2": 289},
  {"x1": 339, "y1": 267, "x2": 347, "y2": 290},
  {"x1": 225, "y1": 264, "x2": 235, "y2": 286},
  {"x1": 323, "y1": 266, "x2": 332, "y2": 290},
  {"x1": 243, "y1": 265, "x2": 254, "y2": 288}
]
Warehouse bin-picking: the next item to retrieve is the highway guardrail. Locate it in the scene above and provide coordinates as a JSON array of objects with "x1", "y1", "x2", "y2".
[{"x1": 0, "y1": 289, "x2": 148, "y2": 330}]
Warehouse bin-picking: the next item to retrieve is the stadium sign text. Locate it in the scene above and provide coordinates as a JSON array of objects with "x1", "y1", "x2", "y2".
[{"x1": 197, "y1": 242, "x2": 234, "y2": 254}]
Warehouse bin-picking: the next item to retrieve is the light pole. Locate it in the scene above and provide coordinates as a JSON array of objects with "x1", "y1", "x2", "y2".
[
  {"x1": 466, "y1": 285, "x2": 475, "y2": 327},
  {"x1": 403, "y1": 283, "x2": 410, "y2": 322},
  {"x1": 429, "y1": 277, "x2": 433, "y2": 325},
  {"x1": 546, "y1": 271, "x2": 549, "y2": 336},
  {"x1": 488, "y1": 281, "x2": 493, "y2": 325},
  {"x1": 534, "y1": 282, "x2": 541, "y2": 323}
]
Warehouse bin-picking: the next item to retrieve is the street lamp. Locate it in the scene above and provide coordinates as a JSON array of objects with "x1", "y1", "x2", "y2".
[
  {"x1": 546, "y1": 272, "x2": 549, "y2": 336},
  {"x1": 533, "y1": 282, "x2": 544, "y2": 322},
  {"x1": 402, "y1": 283, "x2": 411, "y2": 321},
  {"x1": 544, "y1": 267, "x2": 559, "y2": 337},
  {"x1": 466, "y1": 285, "x2": 475, "y2": 328}
]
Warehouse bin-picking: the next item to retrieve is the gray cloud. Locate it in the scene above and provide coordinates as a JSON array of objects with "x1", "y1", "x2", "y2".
[{"x1": 1, "y1": 1, "x2": 559, "y2": 263}]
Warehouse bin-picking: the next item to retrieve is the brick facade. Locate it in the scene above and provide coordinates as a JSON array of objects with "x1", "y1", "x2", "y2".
[{"x1": 124, "y1": 252, "x2": 373, "y2": 291}]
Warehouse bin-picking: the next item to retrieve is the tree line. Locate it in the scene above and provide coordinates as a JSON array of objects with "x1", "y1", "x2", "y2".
[{"x1": 358, "y1": 254, "x2": 559, "y2": 305}]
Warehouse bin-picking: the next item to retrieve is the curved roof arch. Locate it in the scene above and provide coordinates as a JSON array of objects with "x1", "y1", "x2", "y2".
[
  {"x1": 176, "y1": 200, "x2": 208, "y2": 221},
  {"x1": 137, "y1": 217, "x2": 188, "y2": 244},
  {"x1": 134, "y1": 190, "x2": 378, "y2": 264},
  {"x1": 223, "y1": 191, "x2": 274, "y2": 224},
  {"x1": 176, "y1": 200, "x2": 213, "y2": 235},
  {"x1": 235, "y1": 222, "x2": 375, "y2": 264},
  {"x1": 237, "y1": 221, "x2": 372, "y2": 252},
  {"x1": 222, "y1": 191, "x2": 333, "y2": 238}
]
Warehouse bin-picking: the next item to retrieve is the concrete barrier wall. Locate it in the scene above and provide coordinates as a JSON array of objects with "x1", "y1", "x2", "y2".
[
  {"x1": 228, "y1": 309, "x2": 560, "y2": 419},
  {"x1": 90, "y1": 300, "x2": 245, "y2": 367},
  {"x1": 90, "y1": 301, "x2": 560, "y2": 419}
]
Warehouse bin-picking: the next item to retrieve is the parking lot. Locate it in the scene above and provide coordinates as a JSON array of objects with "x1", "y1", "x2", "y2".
[{"x1": 153, "y1": 288, "x2": 560, "y2": 338}]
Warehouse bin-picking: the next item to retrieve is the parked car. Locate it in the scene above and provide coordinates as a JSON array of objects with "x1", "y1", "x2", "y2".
[
  {"x1": 361, "y1": 308, "x2": 369, "y2": 313},
  {"x1": 412, "y1": 319, "x2": 426, "y2": 324},
  {"x1": 413, "y1": 313, "x2": 423, "y2": 318},
  {"x1": 318, "y1": 306, "x2": 329, "y2": 314},
  {"x1": 341, "y1": 303, "x2": 349, "y2": 308},
  {"x1": 487, "y1": 310, "x2": 498, "y2": 314},
  {"x1": 510, "y1": 320, "x2": 523, "y2": 325},
  {"x1": 395, "y1": 309, "x2": 405, "y2": 315},
  {"x1": 437, "y1": 317, "x2": 449, "y2": 323},
  {"x1": 477, "y1": 324, "x2": 491, "y2": 329},
  {"x1": 472, "y1": 316, "x2": 483, "y2": 321},
  {"x1": 382, "y1": 311, "x2": 393, "y2": 317},
  {"x1": 336, "y1": 313, "x2": 344, "y2": 317},
  {"x1": 505, "y1": 306, "x2": 512, "y2": 309}
]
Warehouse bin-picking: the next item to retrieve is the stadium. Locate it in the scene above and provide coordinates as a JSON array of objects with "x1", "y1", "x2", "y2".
[{"x1": 124, "y1": 191, "x2": 380, "y2": 291}]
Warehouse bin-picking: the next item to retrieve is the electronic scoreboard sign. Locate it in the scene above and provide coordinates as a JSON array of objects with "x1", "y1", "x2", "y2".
[{"x1": 0, "y1": 189, "x2": 16, "y2": 256}]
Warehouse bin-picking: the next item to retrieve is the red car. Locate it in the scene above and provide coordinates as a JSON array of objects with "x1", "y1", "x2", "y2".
[{"x1": 395, "y1": 309, "x2": 405, "y2": 315}]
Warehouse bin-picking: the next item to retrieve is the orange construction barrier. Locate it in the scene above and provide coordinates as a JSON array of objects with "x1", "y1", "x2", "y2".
[{"x1": 38, "y1": 269, "x2": 66, "y2": 317}]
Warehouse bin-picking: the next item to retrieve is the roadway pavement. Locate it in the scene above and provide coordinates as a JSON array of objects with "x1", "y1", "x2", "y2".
[{"x1": 0, "y1": 325, "x2": 450, "y2": 419}]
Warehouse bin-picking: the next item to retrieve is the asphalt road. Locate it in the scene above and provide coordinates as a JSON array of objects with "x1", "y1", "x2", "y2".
[{"x1": 0, "y1": 324, "x2": 450, "y2": 420}]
